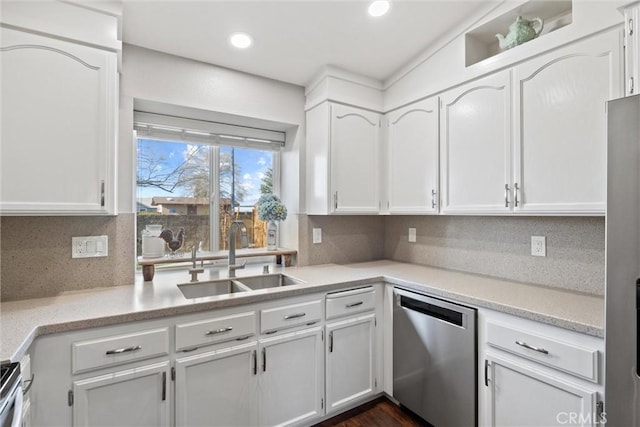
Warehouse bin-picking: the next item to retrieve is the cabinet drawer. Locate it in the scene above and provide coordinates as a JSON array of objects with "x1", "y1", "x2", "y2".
[
  {"x1": 326, "y1": 287, "x2": 375, "y2": 320},
  {"x1": 486, "y1": 322, "x2": 599, "y2": 382},
  {"x1": 261, "y1": 299, "x2": 323, "y2": 333},
  {"x1": 175, "y1": 311, "x2": 256, "y2": 351},
  {"x1": 72, "y1": 328, "x2": 169, "y2": 374}
]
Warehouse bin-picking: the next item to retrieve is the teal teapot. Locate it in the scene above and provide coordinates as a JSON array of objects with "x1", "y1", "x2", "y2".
[{"x1": 495, "y1": 15, "x2": 544, "y2": 50}]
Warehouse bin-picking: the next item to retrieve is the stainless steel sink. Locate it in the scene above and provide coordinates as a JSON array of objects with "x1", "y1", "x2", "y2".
[
  {"x1": 177, "y1": 274, "x2": 303, "y2": 299},
  {"x1": 237, "y1": 274, "x2": 303, "y2": 290},
  {"x1": 178, "y1": 279, "x2": 250, "y2": 299}
]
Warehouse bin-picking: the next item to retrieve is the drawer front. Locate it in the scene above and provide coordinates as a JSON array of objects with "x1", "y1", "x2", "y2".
[
  {"x1": 261, "y1": 299, "x2": 323, "y2": 333},
  {"x1": 326, "y1": 287, "x2": 375, "y2": 320},
  {"x1": 486, "y1": 321, "x2": 599, "y2": 382},
  {"x1": 175, "y1": 311, "x2": 256, "y2": 351},
  {"x1": 72, "y1": 327, "x2": 169, "y2": 374}
]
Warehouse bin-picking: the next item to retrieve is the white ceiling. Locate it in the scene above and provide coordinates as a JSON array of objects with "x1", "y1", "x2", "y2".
[{"x1": 122, "y1": 1, "x2": 495, "y2": 87}]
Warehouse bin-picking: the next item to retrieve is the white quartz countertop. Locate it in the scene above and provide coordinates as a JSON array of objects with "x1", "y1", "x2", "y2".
[{"x1": 0, "y1": 260, "x2": 604, "y2": 363}]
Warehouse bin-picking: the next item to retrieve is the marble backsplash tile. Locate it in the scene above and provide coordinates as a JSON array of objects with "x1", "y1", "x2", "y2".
[
  {"x1": 1, "y1": 213, "x2": 605, "y2": 300},
  {"x1": 298, "y1": 215, "x2": 385, "y2": 266},
  {"x1": 1, "y1": 214, "x2": 135, "y2": 301},
  {"x1": 384, "y1": 216, "x2": 605, "y2": 295}
]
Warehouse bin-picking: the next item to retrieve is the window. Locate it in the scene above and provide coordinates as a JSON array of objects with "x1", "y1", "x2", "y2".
[{"x1": 135, "y1": 114, "x2": 282, "y2": 258}]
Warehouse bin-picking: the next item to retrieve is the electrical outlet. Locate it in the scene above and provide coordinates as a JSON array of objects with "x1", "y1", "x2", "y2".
[
  {"x1": 531, "y1": 236, "x2": 546, "y2": 257},
  {"x1": 408, "y1": 228, "x2": 417, "y2": 243},
  {"x1": 72, "y1": 236, "x2": 108, "y2": 258},
  {"x1": 312, "y1": 228, "x2": 322, "y2": 244}
]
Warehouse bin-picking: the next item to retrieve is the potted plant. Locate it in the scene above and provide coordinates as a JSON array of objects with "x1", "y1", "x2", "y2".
[{"x1": 256, "y1": 194, "x2": 287, "y2": 250}]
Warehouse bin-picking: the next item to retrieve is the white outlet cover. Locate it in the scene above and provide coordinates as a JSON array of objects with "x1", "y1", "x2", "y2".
[
  {"x1": 408, "y1": 228, "x2": 417, "y2": 243},
  {"x1": 531, "y1": 235, "x2": 546, "y2": 257},
  {"x1": 312, "y1": 228, "x2": 322, "y2": 244},
  {"x1": 72, "y1": 235, "x2": 108, "y2": 258}
]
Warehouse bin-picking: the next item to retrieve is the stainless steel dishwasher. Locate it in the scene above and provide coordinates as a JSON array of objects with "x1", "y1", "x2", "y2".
[{"x1": 393, "y1": 287, "x2": 477, "y2": 427}]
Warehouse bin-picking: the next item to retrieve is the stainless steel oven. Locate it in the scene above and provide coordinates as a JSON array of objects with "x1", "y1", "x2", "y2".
[{"x1": 0, "y1": 362, "x2": 23, "y2": 427}]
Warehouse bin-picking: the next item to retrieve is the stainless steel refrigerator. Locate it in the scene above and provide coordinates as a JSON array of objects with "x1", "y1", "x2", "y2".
[{"x1": 606, "y1": 94, "x2": 640, "y2": 426}]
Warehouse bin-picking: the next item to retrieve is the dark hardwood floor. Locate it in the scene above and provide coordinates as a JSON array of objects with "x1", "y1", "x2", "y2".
[{"x1": 312, "y1": 397, "x2": 428, "y2": 427}]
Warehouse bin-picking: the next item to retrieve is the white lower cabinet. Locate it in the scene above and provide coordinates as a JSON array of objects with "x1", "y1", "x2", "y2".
[
  {"x1": 325, "y1": 314, "x2": 376, "y2": 413},
  {"x1": 479, "y1": 309, "x2": 604, "y2": 427},
  {"x1": 485, "y1": 354, "x2": 598, "y2": 427},
  {"x1": 175, "y1": 342, "x2": 258, "y2": 427},
  {"x1": 258, "y1": 327, "x2": 325, "y2": 426},
  {"x1": 72, "y1": 361, "x2": 171, "y2": 427}
]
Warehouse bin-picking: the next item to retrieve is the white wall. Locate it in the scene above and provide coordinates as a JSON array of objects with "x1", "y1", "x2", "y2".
[
  {"x1": 384, "y1": 0, "x2": 626, "y2": 110},
  {"x1": 119, "y1": 44, "x2": 305, "y2": 247}
]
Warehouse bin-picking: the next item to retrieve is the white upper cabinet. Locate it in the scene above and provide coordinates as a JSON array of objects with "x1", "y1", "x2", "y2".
[
  {"x1": 306, "y1": 102, "x2": 381, "y2": 214},
  {"x1": 440, "y1": 71, "x2": 512, "y2": 214},
  {"x1": 623, "y1": 3, "x2": 639, "y2": 97},
  {"x1": 0, "y1": 27, "x2": 117, "y2": 215},
  {"x1": 385, "y1": 97, "x2": 439, "y2": 214},
  {"x1": 512, "y1": 30, "x2": 622, "y2": 214}
]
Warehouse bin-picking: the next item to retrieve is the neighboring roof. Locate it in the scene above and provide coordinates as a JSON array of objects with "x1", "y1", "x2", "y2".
[
  {"x1": 137, "y1": 201, "x2": 155, "y2": 210},
  {"x1": 151, "y1": 197, "x2": 209, "y2": 206}
]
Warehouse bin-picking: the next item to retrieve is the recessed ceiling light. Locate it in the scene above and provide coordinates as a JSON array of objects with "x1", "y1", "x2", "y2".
[
  {"x1": 229, "y1": 32, "x2": 253, "y2": 49},
  {"x1": 368, "y1": 1, "x2": 390, "y2": 17}
]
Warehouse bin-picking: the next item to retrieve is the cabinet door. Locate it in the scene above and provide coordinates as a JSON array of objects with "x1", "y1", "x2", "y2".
[
  {"x1": 486, "y1": 354, "x2": 598, "y2": 427},
  {"x1": 0, "y1": 28, "x2": 116, "y2": 214},
  {"x1": 258, "y1": 327, "x2": 324, "y2": 426},
  {"x1": 175, "y1": 342, "x2": 258, "y2": 427},
  {"x1": 326, "y1": 314, "x2": 376, "y2": 413},
  {"x1": 440, "y1": 71, "x2": 512, "y2": 213},
  {"x1": 512, "y1": 30, "x2": 622, "y2": 214},
  {"x1": 72, "y1": 361, "x2": 170, "y2": 427},
  {"x1": 386, "y1": 98, "x2": 439, "y2": 213},
  {"x1": 330, "y1": 104, "x2": 380, "y2": 214}
]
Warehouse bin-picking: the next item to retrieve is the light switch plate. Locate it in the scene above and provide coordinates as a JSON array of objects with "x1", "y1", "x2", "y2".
[
  {"x1": 312, "y1": 228, "x2": 322, "y2": 244},
  {"x1": 531, "y1": 235, "x2": 546, "y2": 257},
  {"x1": 408, "y1": 228, "x2": 417, "y2": 243},
  {"x1": 72, "y1": 236, "x2": 108, "y2": 258}
]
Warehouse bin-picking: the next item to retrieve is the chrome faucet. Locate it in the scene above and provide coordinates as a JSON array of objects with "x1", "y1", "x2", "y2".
[
  {"x1": 188, "y1": 245, "x2": 204, "y2": 282},
  {"x1": 228, "y1": 220, "x2": 247, "y2": 278}
]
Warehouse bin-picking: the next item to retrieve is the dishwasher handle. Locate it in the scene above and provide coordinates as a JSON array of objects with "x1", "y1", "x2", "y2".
[{"x1": 399, "y1": 295, "x2": 464, "y2": 327}]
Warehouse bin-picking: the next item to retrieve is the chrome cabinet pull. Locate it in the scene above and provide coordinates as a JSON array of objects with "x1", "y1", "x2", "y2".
[
  {"x1": 484, "y1": 359, "x2": 490, "y2": 387},
  {"x1": 284, "y1": 313, "x2": 306, "y2": 320},
  {"x1": 345, "y1": 301, "x2": 363, "y2": 308},
  {"x1": 630, "y1": 77, "x2": 635, "y2": 95},
  {"x1": 431, "y1": 189, "x2": 437, "y2": 209},
  {"x1": 515, "y1": 340, "x2": 549, "y2": 355},
  {"x1": 262, "y1": 348, "x2": 267, "y2": 372},
  {"x1": 206, "y1": 327, "x2": 233, "y2": 335},
  {"x1": 630, "y1": 18, "x2": 634, "y2": 36},
  {"x1": 504, "y1": 184, "x2": 510, "y2": 207},
  {"x1": 329, "y1": 331, "x2": 334, "y2": 353},
  {"x1": 334, "y1": 192, "x2": 338, "y2": 209},
  {"x1": 105, "y1": 345, "x2": 142, "y2": 355},
  {"x1": 100, "y1": 180, "x2": 105, "y2": 207},
  {"x1": 161, "y1": 372, "x2": 166, "y2": 401},
  {"x1": 235, "y1": 335, "x2": 251, "y2": 341},
  {"x1": 252, "y1": 350, "x2": 257, "y2": 375},
  {"x1": 514, "y1": 183, "x2": 520, "y2": 207}
]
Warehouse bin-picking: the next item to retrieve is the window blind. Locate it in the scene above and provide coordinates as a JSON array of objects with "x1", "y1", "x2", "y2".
[{"x1": 133, "y1": 111, "x2": 286, "y2": 150}]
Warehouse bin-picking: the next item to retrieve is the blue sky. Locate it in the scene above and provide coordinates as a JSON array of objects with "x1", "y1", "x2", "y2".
[{"x1": 136, "y1": 138, "x2": 273, "y2": 206}]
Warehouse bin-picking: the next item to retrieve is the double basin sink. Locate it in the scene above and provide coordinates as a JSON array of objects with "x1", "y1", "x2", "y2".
[{"x1": 178, "y1": 273, "x2": 303, "y2": 299}]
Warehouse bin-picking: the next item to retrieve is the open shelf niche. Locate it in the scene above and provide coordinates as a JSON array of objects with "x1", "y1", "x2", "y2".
[{"x1": 465, "y1": 1, "x2": 573, "y2": 67}]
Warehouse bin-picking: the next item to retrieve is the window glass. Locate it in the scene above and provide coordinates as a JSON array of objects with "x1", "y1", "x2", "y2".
[
  {"x1": 219, "y1": 146, "x2": 274, "y2": 250},
  {"x1": 136, "y1": 138, "x2": 275, "y2": 258}
]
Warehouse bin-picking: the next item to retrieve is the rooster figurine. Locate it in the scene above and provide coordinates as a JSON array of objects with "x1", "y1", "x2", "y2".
[{"x1": 159, "y1": 227, "x2": 185, "y2": 256}]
